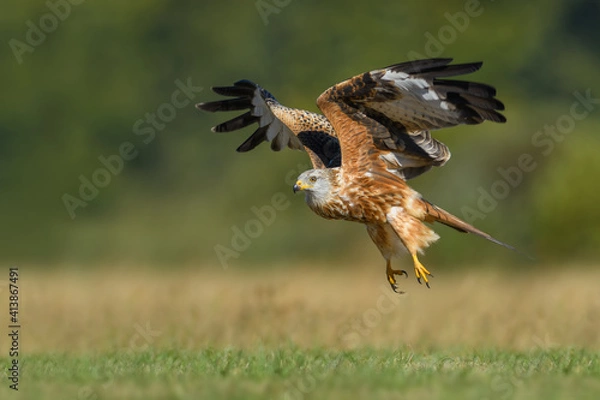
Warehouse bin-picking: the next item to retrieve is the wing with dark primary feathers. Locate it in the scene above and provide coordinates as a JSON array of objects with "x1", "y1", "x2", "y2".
[
  {"x1": 196, "y1": 80, "x2": 340, "y2": 169},
  {"x1": 197, "y1": 59, "x2": 505, "y2": 180},
  {"x1": 316, "y1": 58, "x2": 506, "y2": 178}
]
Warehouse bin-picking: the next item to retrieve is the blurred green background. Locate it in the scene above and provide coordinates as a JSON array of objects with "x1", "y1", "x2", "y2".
[{"x1": 2, "y1": 0, "x2": 599, "y2": 269}]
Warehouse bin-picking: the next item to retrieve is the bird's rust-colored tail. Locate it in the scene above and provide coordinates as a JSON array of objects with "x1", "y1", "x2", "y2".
[{"x1": 422, "y1": 199, "x2": 518, "y2": 253}]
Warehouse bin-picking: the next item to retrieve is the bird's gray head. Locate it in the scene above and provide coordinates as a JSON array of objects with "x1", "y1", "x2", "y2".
[{"x1": 293, "y1": 169, "x2": 335, "y2": 204}]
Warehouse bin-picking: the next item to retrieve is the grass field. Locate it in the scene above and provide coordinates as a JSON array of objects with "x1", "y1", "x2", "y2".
[{"x1": 0, "y1": 265, "x2": 599, "y2": 399}]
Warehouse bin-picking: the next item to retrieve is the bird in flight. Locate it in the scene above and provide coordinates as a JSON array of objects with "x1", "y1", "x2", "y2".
[{"x1": 197, "y1": 58, "x2": 515, "y2": 292}]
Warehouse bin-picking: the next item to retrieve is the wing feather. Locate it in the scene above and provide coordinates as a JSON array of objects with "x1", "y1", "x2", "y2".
[
  {"x1": 198, "y1": 58, "x2": 505, "y2": 180},
  {"x1": 198, "y1": 97, "x2": 250, "y2": 112},
  {"x1": 211, "y1": 84, "x2": 256, "y2": 97},
  {"x1": 196, "y1": 80, "x2": 340, "y2": 169},
  {"x1": 316, "y1": 58, "x2": 506, "y2": 179},
  {"x1": 212, "y1": 111, "x2": 258, "y2": 133},
  {"x1": 236, "y1": 124, "x2": 269, "y2": 152}
]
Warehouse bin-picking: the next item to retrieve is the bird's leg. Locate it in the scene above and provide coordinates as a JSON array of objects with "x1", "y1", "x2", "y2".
[
  {"x1": 411, "y1": 252, "x2": 433, "y2": 288},
  {"x1": 386, "y1": 259, "x2": 408, "y2": 293}
]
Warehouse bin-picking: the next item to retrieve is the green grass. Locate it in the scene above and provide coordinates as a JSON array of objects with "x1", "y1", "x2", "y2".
[
  {"x1": 3, "y1": 268, "x2": 599, "y2": 399},
  {"x1": 2, "y1": 347, "x2": 599, "y2": 400}
]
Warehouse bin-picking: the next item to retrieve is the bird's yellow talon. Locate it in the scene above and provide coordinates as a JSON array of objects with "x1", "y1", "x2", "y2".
[
  {"x1": 386, "y1": 261, "x2": 407, "y2": 293},
  {"x1": 412, "y1": 253, "x2": 433, "y2": 288}
]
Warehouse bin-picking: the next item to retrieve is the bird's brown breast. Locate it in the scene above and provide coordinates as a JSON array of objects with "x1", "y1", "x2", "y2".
[{"x1": 308, "y1": 173, "x2": 412, "y2": 224}]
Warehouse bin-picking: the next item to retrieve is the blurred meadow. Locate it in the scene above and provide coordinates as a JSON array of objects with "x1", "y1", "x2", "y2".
[
  {"x1": 1, "y1": 267, "x2": 600, "y2": 399},
  {"x1": 1, "y1": 0, "x2": 599, "y2": 398},
  {"x1": 2, "y1": 0, "x2": 599, "y2": 267}
]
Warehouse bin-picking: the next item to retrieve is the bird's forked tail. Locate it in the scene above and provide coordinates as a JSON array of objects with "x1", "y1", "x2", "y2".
[{"x1": 422, "y1": 199, "x2": 525, "y2": 255}]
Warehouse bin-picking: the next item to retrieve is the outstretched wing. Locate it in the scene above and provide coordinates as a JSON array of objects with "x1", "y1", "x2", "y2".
[
  {"x1": 196, "y1": 80, "x2": 340, "y2": 169},
  {"x1": 316, "y1": 58, "x2": 506, "y2": 179}
]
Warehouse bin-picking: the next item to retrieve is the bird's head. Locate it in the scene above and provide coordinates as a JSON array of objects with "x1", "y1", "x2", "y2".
[{"x1": 293, "y1": 169, "x2": 336, "y2": 204}]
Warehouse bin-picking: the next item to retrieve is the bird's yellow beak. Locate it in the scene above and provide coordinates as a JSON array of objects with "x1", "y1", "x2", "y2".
[{"x1": 293, "y1": 180, "x2": 310, "y2": 193}]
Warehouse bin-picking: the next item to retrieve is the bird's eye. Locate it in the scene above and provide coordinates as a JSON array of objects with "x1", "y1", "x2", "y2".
[{"x1": 309, "y1": 176, "x2": 317, "y2": 183}]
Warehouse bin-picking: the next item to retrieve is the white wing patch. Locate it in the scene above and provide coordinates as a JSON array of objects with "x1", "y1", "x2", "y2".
[
  {"x1": 381, "y1": 70, "x2": 439, "y2": 101},
  {"x1": 371, "y1": 71, "x2": 463, "y2": 131},
  {"x1": 250, "y1": 88, "x2": 270, "y2": 116},
  {"x1": 248, "y1": 88, "x2": 296, "y2": 145},
  {"x1": 366, "y1": 99, "x2": 458, "y2": 132},
  {"x1": 387, "y1": 204, "x2": 439, "y2": 254},
  {"x1": 388, "y1": 206, "x2": 405, "y2": 220}
]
